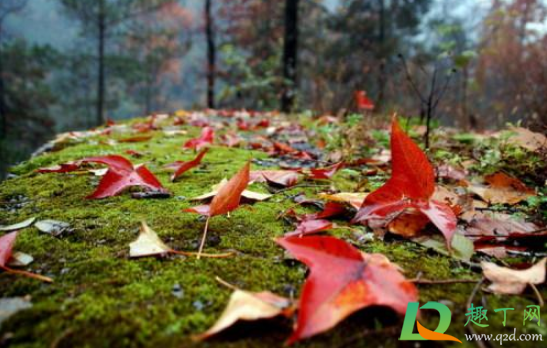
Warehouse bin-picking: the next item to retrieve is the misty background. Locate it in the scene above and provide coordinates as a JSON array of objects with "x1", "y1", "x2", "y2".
[{"x1": 1, "y1": 0, "x2": 546, "y2": 177}]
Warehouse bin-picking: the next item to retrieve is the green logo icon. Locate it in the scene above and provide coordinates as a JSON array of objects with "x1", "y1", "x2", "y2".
[{"x1": 400, "y1": 302, "x2": 461, "y2": 343}]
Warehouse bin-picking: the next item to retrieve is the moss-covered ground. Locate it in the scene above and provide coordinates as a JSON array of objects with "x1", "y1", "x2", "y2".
[{"x1": 0, "y1": 114, "x2": 545, "y2": 347}]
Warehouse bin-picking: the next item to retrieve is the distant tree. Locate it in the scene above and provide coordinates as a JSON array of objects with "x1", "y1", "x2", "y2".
[
  {"x1": 58, "y1": 0, "x2": 173, "y2": 125},
  {"x1": 0, "y1": 0, "x2": 27, "y2": 141},
  {"x1": 0, "y1": 41, "x2": 59, "y2": 176},
  {"x1": 124, "y1": 2, "x2": 193, "y2": 114},
  {"x1": 217, "y1": 0, "x2": 285, "y2": 109},
  {"x1": 280, "y1": 0, "x2": 300, "y2": 112},
  {"x1": 475, "y1": 0, "x2": 547, "y2": 128},
  {"x1": 322, "y1": 0, "x2": 432, "y2": 111}
]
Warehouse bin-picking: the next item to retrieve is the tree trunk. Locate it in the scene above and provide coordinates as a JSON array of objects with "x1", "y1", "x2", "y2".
[
  {"x1": 0, "y1": 48, "x2": 6, "y2": 139},
  {"x1": 376, "y1": 0, "x2": 386, "y2": 109},
  {"x1": 97, "y1": 0, "x2": 106, "y2": 126},
  {"x1": 281, "y1": 0, "x2": 300, "y2": 113},
  {"x1": 205, "y1": 0, "x2": 215, "y2": 109}
]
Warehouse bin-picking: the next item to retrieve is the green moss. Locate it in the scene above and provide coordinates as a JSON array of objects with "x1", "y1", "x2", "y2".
[{"x1": 1, "y1": 117, "x2": 545, "y2": 348}]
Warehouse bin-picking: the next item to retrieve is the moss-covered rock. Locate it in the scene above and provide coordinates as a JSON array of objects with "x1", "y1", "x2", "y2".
[{"x1": 0, "y1": 115, "x2": 545, "y2": 347}]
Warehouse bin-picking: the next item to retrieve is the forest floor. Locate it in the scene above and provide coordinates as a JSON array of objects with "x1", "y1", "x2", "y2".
[{"x1": 0, "y1": 110, "x2": 546, "y2": 348}]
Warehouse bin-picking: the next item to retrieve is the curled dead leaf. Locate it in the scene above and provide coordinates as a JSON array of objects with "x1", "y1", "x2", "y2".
[{"x1": 482, "y1": 258, "x2": 546, "y2": 294}]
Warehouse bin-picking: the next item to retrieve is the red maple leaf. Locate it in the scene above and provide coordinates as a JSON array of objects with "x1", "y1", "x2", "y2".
[
  {"x1": 309, "y1": 162, "x2": 344, "y2": 180},
  {"x1": 276, "y1": 236, "x2": 417, "y2": 344},
  {"x1": 354, "y1": 90, "x2": 375, "y2": 110},
  {"x1": 249, "y1": 170, "x2": 300, "y2": 187},
  {"x1": 82, "y1": 155, "x2": 167, "y2": 199},
  {"x1": 166, "y1": 148, "x2": 209, "y2": 182},
  {"x1": 184, "y1": 127, "x2": 214, "y2": 150},
  {"x1": 36, "y1": 161, "x2": 81, "y2": 173},
  {"x1": 284, "y1": 219, "x2": 333, "y2": 237},
  {"x1": 353, "y1": 117, "x2": 457, "y2": 246}
]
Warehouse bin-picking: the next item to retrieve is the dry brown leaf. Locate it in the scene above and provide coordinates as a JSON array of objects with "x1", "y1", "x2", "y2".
[
  {"x1": 482, "y1": 258, "x2": 546, "y2": 294},
  {"x1": 469, "y1": 172, "x2": 535, "y2": 205},
  {"x1": 507, "y1": 127, "x2": 547, "y2": 152},
  {"x1": 318, "y1": 192, "x2": 368, "y2": 209},
  {"x1": 464, "y1": 212, "x2": 539, "y2": 237},
  {"x1": 194, "y1": 289, "x2": 293, "y2": 341}
]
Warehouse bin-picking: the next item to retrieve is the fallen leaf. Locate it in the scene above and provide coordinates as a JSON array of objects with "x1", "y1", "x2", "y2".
[
  {"x1": 469, "y1": 172, "x2": 535, "y2": 205},
  {"x1": 285, "y1": 219, "x2": 333, "y2": 237},
  {"x1": 7, "y1": 252, "x2": 34, "y2": 267},
  {"x1": 36, "y1": 161, "x2": 81, "y2": 173},
  {"x1": 308, "y1": 162, "x2": 344, "y2": 180},
  {"x1": 482, "y1": 258, "x2": 546, "y2": 294},
  {"x1": 276, "y1": 236, "x2": 417, "y2": 344},
  {"x1": 304, "y1": 202, "x2": 347, "y2": 220},
  {"x1": 249, "y1": 170, "x2": 300, "y2": 187},
  {"x1": 354, "y1": 90, "x2": 375, "y2": 110},
  {"x1": 506, "y1": 127, "x2": 547, "y2": 152},
  {"x1": 35, "y1": 220, "x2": 71, "y2": 237},
  {"x1": 0, "y1": 232, "x2": 52, "y2": 282},
  {"x1": 118, "y1": 134, "x2": 153, "y2": 143},
  {"x1": 353, "y1": 116, "x2": 457, "y2": 247},
  {"x1": 81, "y1": 155, "x2": 167, "y2": 199},
  {"x1": 129, "y1": 221, "x2": 171, "y2": 258},
  {"x1": 195, "y1": 289, "x2": 293, "y2": 341},
  {"x1": 0, "y1": 217, "x2": 36, "y2": 232},
  {"x1": 464, "y1": 212, "x2": 539, "y2": 237},
  {"x1": 128, "y1": 222, "x2": 233, "y2": 259},
  {"x1": 184, "y1": 162, "x2": 251, "y2": 258},
  {"x1": 166, "y1": 148, "x2": 209, "y2": 182},
  {"x1": 190, "y1": 178, "x2": 271, "y2": 202},
  {"x1": 184, "y1": 127, "x2": 214, "y2": 150},
  {"x1": 318, "y1": 192, "x2": 368, "y2": 209},
  {"x1": 413, "y1": 232, "x2": 475, "y2": 262}
]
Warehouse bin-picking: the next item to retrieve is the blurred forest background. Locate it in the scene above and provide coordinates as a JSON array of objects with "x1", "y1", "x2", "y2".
[{"x1": 0, "y1": 0, "x2": 546, "y2": 176}]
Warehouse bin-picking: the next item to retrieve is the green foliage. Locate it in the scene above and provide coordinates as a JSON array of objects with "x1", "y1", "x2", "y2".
[{"x1": 218, "y1": 44, "x2": 282, "y2": 110}]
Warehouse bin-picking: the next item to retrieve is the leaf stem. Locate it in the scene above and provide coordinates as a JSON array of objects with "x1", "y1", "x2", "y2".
[
  {"x1": 0, "y1": 265, "x2": 53, "y2": 283},
  {"x1": 170, "y1": 249, "x2": 234, "y2": 258},
  {"x1": 197, "y1": 216, "x2": 211, "y2": 260}
]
